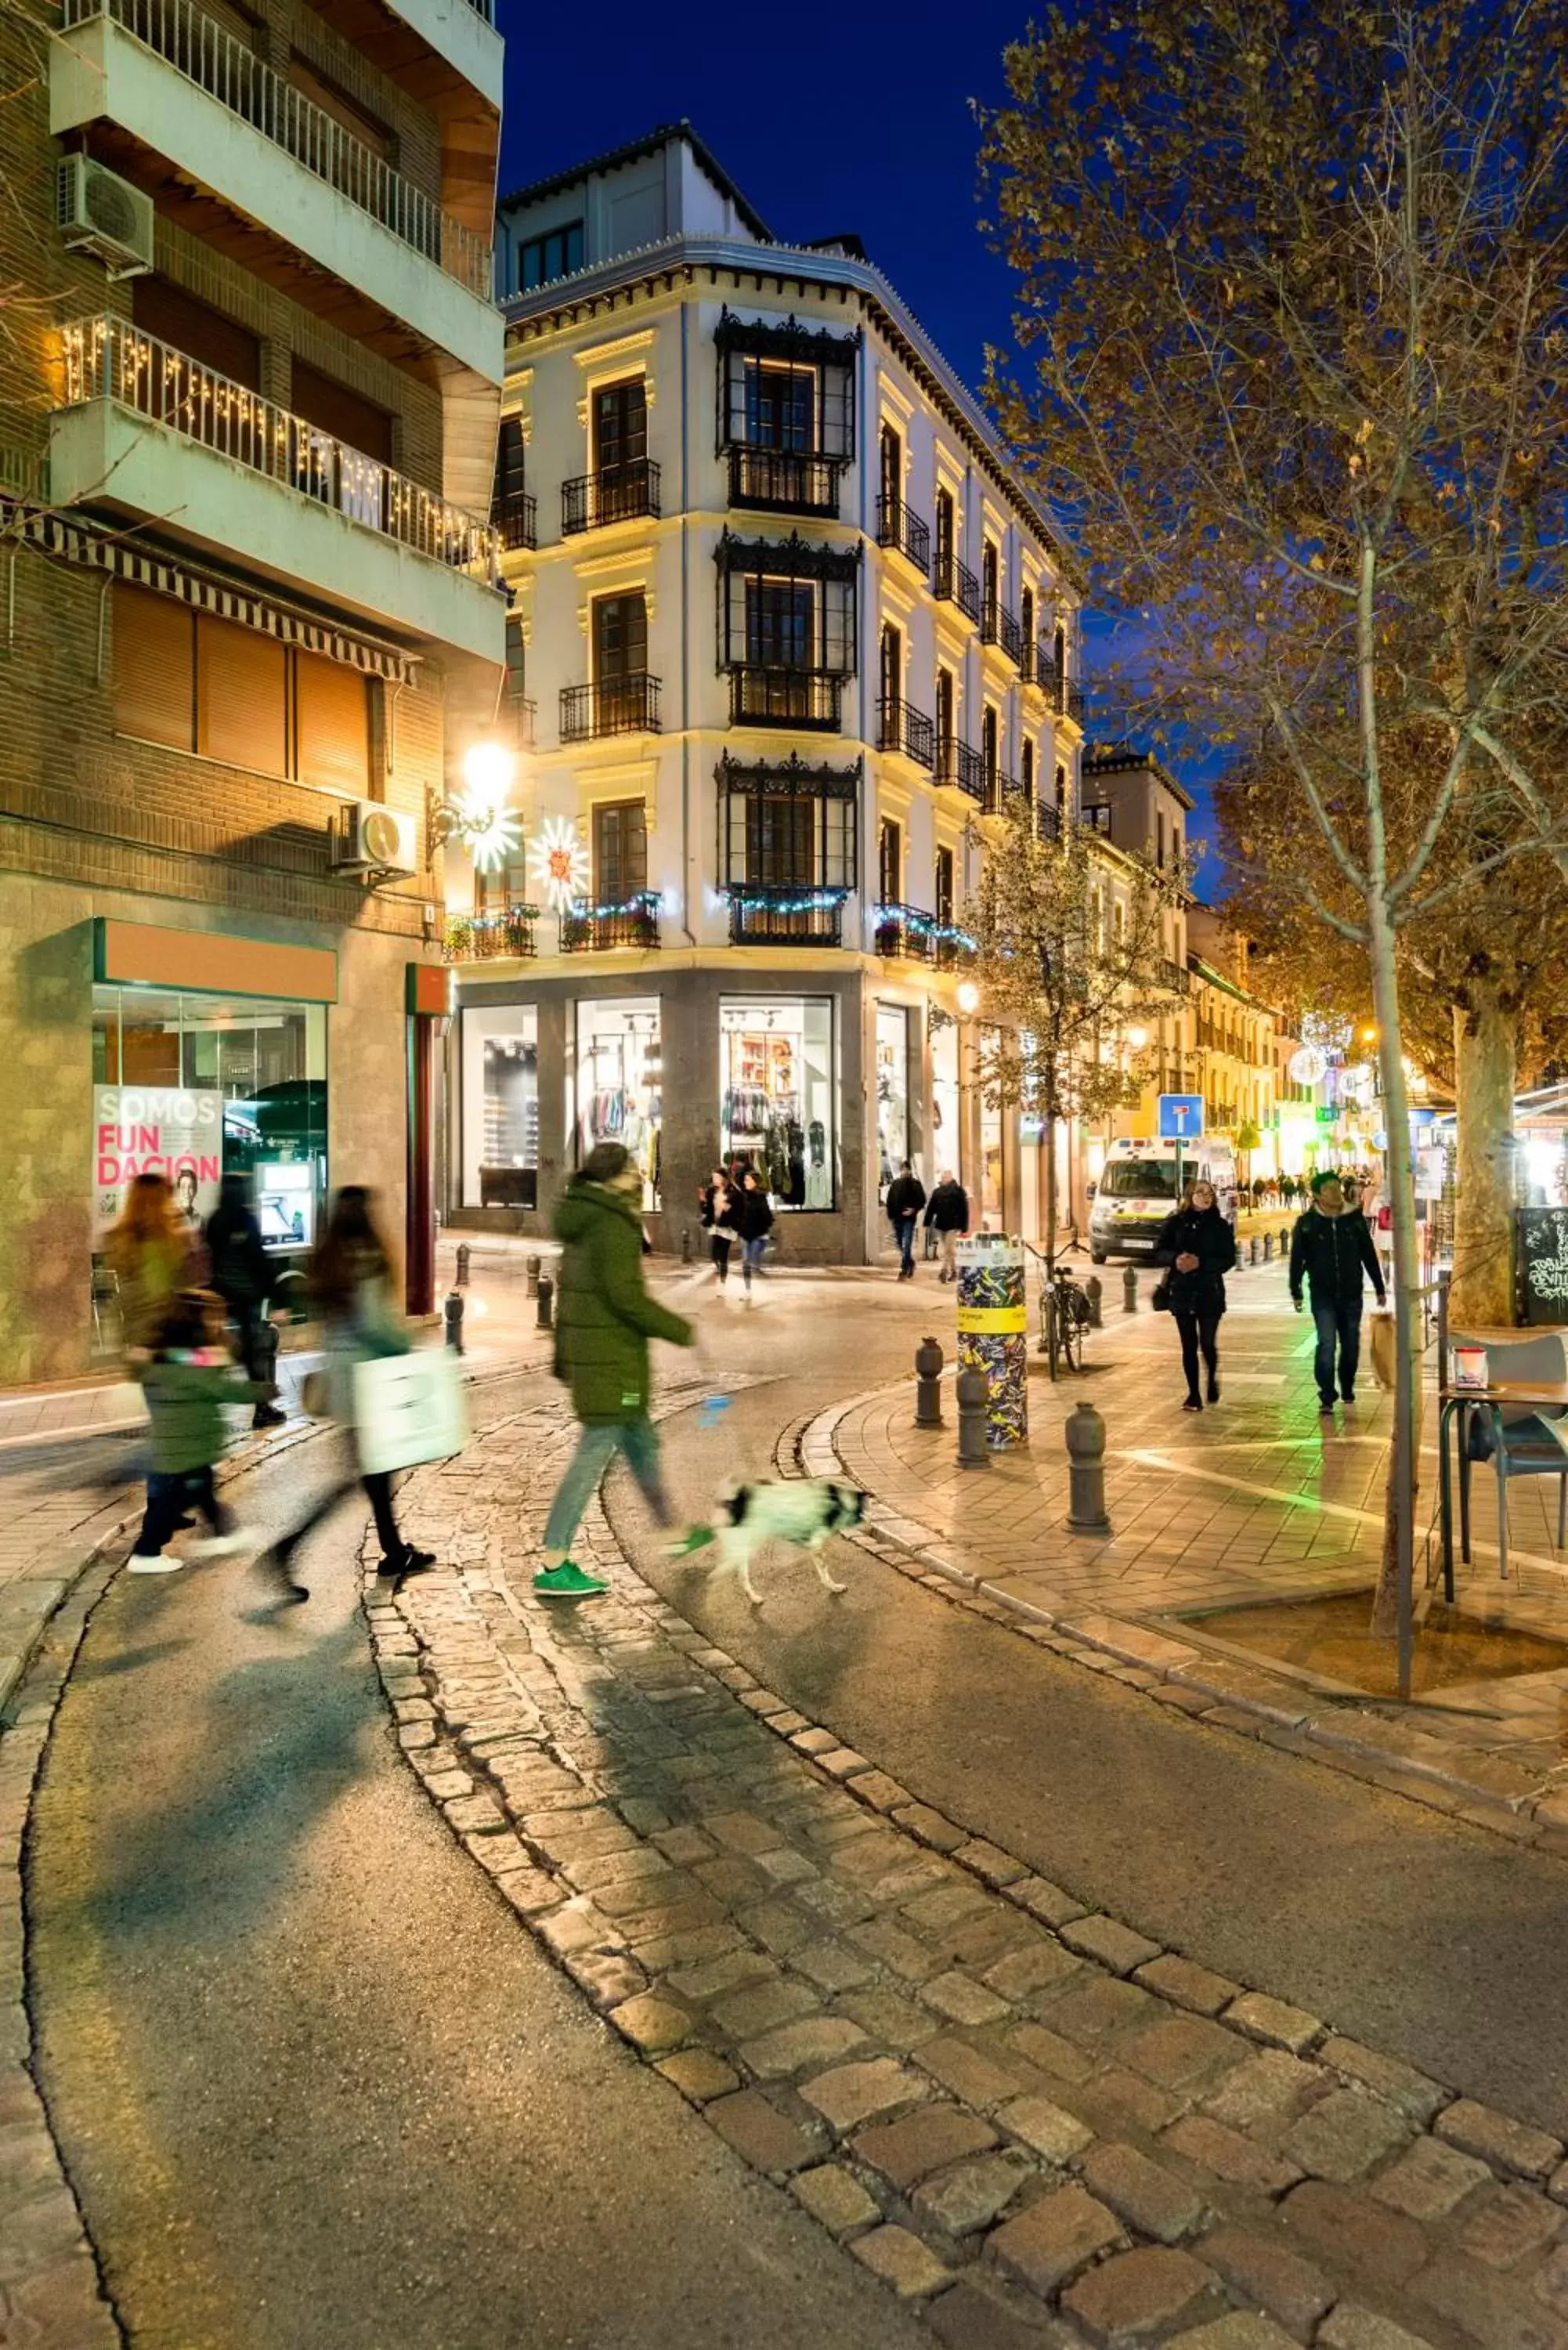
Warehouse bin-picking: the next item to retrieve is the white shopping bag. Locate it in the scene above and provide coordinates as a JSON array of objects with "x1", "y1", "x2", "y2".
[{"x1": 352, "y1": 1349, "x2": 468, "y2": 1476}]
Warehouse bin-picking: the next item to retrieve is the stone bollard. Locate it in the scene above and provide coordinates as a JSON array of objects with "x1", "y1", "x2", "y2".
[
  {"x1": 956, "y1": 1365, "x2": 990, "y2": 1467},
  {"x1": 455, "y1": 1242, "x2": 471, "y2": 1288},
  {"x1": 681, "y1": 1226, "x2": 692, "y2": 1263},
  {"x1": 1122, "y1": 1264, "x2": 1139, "y2": 1314},
  {"x1": 915, "y1": 1334, "x2": 945, "y2": 1427},
  {"x1": 1263, "y1": 1231, "x2": 1274, "y2": 1262},
  {"x1": 443, "y1": 1289, "x2": 465, "y2": 1354},
  {"x1": 1065, "y1": 1401, "x2": 1111, "y2": 1533},
  {"x1": 1085, "y1": 1274, "x2": 1104, "y2": 1329},
  {"x1": 1250, "y1": 1233, "x2": 1262, "y2": 1266},
  {"x1": 526, "y1": 1254, "x2": 540, "y2": 1296},
  {"x1": 536, "y1": 1273, "x2": 554, "y2": 1331}
]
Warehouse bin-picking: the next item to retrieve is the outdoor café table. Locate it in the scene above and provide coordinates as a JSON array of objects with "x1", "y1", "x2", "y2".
[{"x1": 1437, "y1": 1376, "x2": 1568, "y2": 1596}]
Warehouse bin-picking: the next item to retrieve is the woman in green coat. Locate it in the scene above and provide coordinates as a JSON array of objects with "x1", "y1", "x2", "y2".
[{"x1": 537, "y1": 1142, "x2": 696, "y2": 1600}]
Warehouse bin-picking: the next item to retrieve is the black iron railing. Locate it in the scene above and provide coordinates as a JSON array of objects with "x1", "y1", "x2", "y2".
[
  {"x1": 494, "y1": 491, "x2": 537, "y2": 550},
  {"x1": 561, "y1": 458, "x2": 660, "y2": 535},
  {"x1": 1035, "y1": 799, "x2": 1061, "y2": 843},
  {"x1": 1021, "y1": 642, "x2": 1039, "y2": 685},
  {"x1": 560, "y1": 894, "x2": 661, "y2": 953},
  {"x1": 728, "y1": 448, "x2": 844, "y2": 516},
  {"x1": 935, "y1": 737, "x2": 986, "y2": 801},
  {"x1": 1049, "y1": 674, "x2": 1086, "y2": 722},
  {"x1": 874, "y1": 902, "x2": 974, "y2": 969},
  {"x1": 1160, "y1": 958, "x2": 1192, "y2": 995},
  {"x1": 560, "y1": 674, "x2": 661, "y2": 741},
  {"x1": 443, "y1": 906, "x2": 538, "y2": 962},
  {"x1": 934, "y1": 552, "x2": 981, "y2": 622},
  {"x1": 878, "y1": 696, "x2": 936, "y2": 770},
  {"x1": 981, "y1": 601, "x2": 1024, "y2": 664},
  {"x1": 986, "y1": 769, "x2": 1026, "y2": 815},
  {"x1": 728, "y1": 666, "x2": 843, "y2": 730},
  {"x1": 726, "y1": 889, "x2": 847, "y2": 947},
  {"x1": 876, "y1": 494, "x2": 930, "y2": 576}
]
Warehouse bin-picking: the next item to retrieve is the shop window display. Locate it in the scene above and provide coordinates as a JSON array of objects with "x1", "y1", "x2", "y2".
[
  {"x1": 461, "y1": 1006, "x2": 538, "y2": 1209},
  {"x1": 576, "y1": 999, "x2": 661, "y2": 1209},
  {"x1": 720, "y1": 998, "x2": 834, "y2": 1210},
  {"x1": 876, "y1": 1003, "x2": 911, "y2": 1195},
  {"x1": 931, "y1": 1017, "x2": 960, "y2": 1180}
]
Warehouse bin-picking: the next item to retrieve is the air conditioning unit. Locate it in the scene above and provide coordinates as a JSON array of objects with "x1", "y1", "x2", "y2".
[
  {"x1": 332, "y1": 801, "x2": 417, "y2": 877},
  {"x1": 56, "y1": 157, "x2": 155, "y2": 279}
]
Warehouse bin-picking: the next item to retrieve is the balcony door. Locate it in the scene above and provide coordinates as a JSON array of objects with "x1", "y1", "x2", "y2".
[
  {"x1": 934, "y1": 486, "x2": 955, "y2": 582},
  {"x1": 593, "y1": 801, "x2": 648, "y2": 905},
  {"x1": 981, "y1": 706, "x2": 999, "y2": 795},
  {"x1": 746, "y1": 794, "x2": 816, "y2": 888},
  {"x1": 935, "y1": 845, "x2": 954, "y2": 927},
  {"x1": 880, "y1": 424, "x2": 901, "y2": 513},
  {"x1": 880, "y1": 623, "x2": 901, "y2": 710},
  {"x1": 746, "y1": 361, "x2": 815, "y2": 453},
  {"x1": 593, "y1": 591, "x2": 648, "y2": 730},
  {"x1": 745, "y1": 577, "x2": 814, "y2": 671},
  {"x1": 878, "y1": 817, "x2": 901, "y2": 906},
  {"x1": 981, "y1": 540, "x2": 999, "y2": 628},
  {"x1": 934, "y1": 666, "x2": 955, "y2": 757},
  {"x1": 593, "y1": 376, "x2": 647, "y2": 496}
]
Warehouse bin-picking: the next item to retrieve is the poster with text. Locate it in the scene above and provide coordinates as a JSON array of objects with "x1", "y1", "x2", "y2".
[{"x1": 94, "y1": 1086, "x2": 224, "y2": 1239}]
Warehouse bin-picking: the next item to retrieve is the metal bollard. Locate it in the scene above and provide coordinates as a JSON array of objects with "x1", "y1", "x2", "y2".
[
  {"x1": 1250, "y1": 1233, "x2": 1262, "y2": 1266},
  {"x1": 956, "y1": 1364, "x2": 990, "y2": 1466},
  {"x1": 1263, "y1": 1231, "x2": 1274, "y2": 1262},
  {"x1": 455, "y1": 1241, "x2": 471, "y2": 1288},
  {"x1": 1122, "y1": 1264, "x2": 1139, "y2": 1314},
  {"x1": 681, "y1": 1226, "x2": 692, "y2": 1263},
  {"x1": 443, "y1": 1289, "x2": 465, "y2": 1354},
  {"x1": 915, "y1": 1334, "x2": 945, "y2": 1427},
  {"x1": 1085, "y1": 1274, "x2": 1104, "y2": 1329},
  {"x1": 526, "y1": 1253, "x2": 540, "y2": 1296},
  {"x1": 1065, "y1": 1401, "x2": 1111, "y2": 1532},
  {"x1": 536, "y1": 1272, "x2": 554, "y2": 1331}
]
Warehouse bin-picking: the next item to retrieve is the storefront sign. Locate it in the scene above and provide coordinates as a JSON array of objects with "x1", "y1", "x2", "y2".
[
  {"x1": 93, "y1": 1085, "x2": 222, "y2": 1235},
  {"x1": 94, "y1": 919, "x2": 337, "y2": 1003}
]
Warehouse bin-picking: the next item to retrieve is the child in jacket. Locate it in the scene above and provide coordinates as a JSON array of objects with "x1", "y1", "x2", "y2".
[{"x1": 129, "y1": 1291, "x2": 273, "y2": 1573}]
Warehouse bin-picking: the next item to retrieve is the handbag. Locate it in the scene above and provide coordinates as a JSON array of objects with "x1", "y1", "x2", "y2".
[
  {"x1": 1151, "y1": 1278, "x2": 1172, "y2": 1312},
  {"x1": 353, "y1": 1349, "x2": 469, "y2": 1476}
]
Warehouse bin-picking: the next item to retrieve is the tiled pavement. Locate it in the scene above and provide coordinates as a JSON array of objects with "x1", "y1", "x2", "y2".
[{"x1": 370, "y1": 1384, "x2": 1568, "y2": 2350}]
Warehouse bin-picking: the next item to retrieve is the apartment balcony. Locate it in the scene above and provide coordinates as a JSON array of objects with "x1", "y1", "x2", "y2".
[
  {"x1": 1048, "y1": 674, "x2": 1086, "y2": 724},
  {"x1": 560, "y1": 894, "x2": 661, "y2": 953},
  {"x1": 876, "y1": 495, "x2": 930, "y2": 579},
  {"x1": 981, "y1": 602, "x2": 1024, "y2": 666},
  {"x1": 728, "y1": 666, "x2": 844, "y2": 732},
  {"x1": 52, "y1": 316, "x2": 504, "y2": 661},
  {"x1": 934, "y1": 553, "x2": 981, "y2": 624},
  {"x1": 874, "y1": 902, "x2": 974, "y2": 970},
  {"x1": 373, "y1": 0, "x2": 503, "y2": 111},
  {"x1": 444, "y1": 906, "x2": 538, "y2": 963},
  {"x1": 559, "y1": 674, "x2": 661, "y2": 742},
  {"x1": 494, "y1": 491, "x2": 537, "y2": 551},
  {"x1": 728, "y1": 447, "x2": 844, "y2": 518},
  {"x1": 1160, "y1": 959, "x2": 1193, "y2": 996},
  {"x1": 52, "y1": 0, "x2": 501, "y2": 385},
  {"x1": 878, "y1": 696, "x2": 935, "y2": 772},
  {"x1": 562, "y1": 459, "x2": 660, "y2": 536},
  {"x1": 725, "y1": 888, "x2": 847, "y2": 948},
  {"x1": 934, "y1": 737, "x2": 986, "y2": 802},
  {"x1": 985, "y1": 769, "x2": 1028, "y2": 816},
  {"x1": 1035, "y1": 799, "x2": 1061, "y2": 843}
]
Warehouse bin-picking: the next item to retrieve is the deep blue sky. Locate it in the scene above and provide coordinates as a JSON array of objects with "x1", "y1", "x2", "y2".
[{"x1": 493, "y1": 5, "x2": 1221, "y2": 864}]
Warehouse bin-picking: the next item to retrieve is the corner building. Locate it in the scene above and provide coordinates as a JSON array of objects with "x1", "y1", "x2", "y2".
[
  {"x1": 448, "y1": 124, "x2": 1085, "y2": 1260},
  {"x1": 0, "y1": 0, "x2": 508, "y2": 1377}
]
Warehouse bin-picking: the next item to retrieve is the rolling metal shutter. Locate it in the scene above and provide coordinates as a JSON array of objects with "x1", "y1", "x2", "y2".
[
  {"x1": 113, "y1": 584, "x2": 195, "y2": 750},
  {"x1": 294, "y1": 648, "x2": 370, "y2": 794},
  {"x1": 196, "y1": 612, "x2": 287, "y2": 776}
]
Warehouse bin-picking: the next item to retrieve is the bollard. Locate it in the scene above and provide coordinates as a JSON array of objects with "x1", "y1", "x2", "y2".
[
  {"x1": 1250, "y1": 1233, "x2": 1262, "y2": 1266},
  {"x1": 526, "y1": 1253, "x2": 540, "y2": 1296},
  {"x1": 1122, "y1": 1264, "x2": 1139, "y2": 1314},
  {"x1": 536, "y1": 1272, "x2": 554, "y2": 1331},
  {"x1": 1085, "y1": 1274, "x2": 1104, "y2": 1330},
  {"x1": 443, "y1": 1289, "x2": 465, "y2": 1354},
  {"x1": 681, "y1": 1226, "x2": 692, "y2": 1264},
  {"x1": 1263, "y1": 1231, "x2": 1274, "y2": 1262},
  {"x1": 956, "y1": 1365, "x2": 990, "y2": 1467},
  {"x1": 915, "y1": 1334, "x2": 945, "y2": 1427},
  {"x1": 253, "y1": 1315, "x2": 280, "y2": 1387},
  {"x1": 455, "y1": 1241, "x2": 471, "y2": 1288},
  {"x1": 1065, "y1": 1401, "x2": 1111, "y2": 1533}
]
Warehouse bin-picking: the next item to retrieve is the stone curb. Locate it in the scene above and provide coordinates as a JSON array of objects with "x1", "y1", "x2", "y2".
[{"x1": 789, "y1": 1385, "x2": 1568, "y2": 1855}]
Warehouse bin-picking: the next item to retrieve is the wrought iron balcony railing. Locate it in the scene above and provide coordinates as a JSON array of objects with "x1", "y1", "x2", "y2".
[
  {"x1": 981, "y1": 600, "x2": 1024, "y2": 664},
  {"x1": 986, "y1": 768, "x2": 1026, "y2": 815},
  {"x1": 494, "y1": 490, "x2": 536, "y2": 550},
  {"x1": 559, "y1": 893, "x2": 661, "y2": 953},
  {"x1": 443, "y1": 906, "x2": 539, "y2": 962},
  {"x1": 1049, "y1": 674, "x2": 1086, "y2": 722},
  {"x1": 728, "y1": 665, "x2": 843, "y2": 731},
  {"x1": 878, "y1": 695, "x2": 935, "y2": 771},
  {"x1": 934, "y1": 552, "x2": 981, "y2": 623},
  {"x1": 934, "y1": 737, "x2": 986, "y2": 801},
  {"x1": 876, "y1": 494, "x2": 930, "y2": 577},
  {"x1": 561, "y1": 458, "x2": 660, "y2": 535},
  {"x1": 1035, "y1": 799, "x2": 1061, "y2": 843},
  {"x1": 1160, "y1": 958, "x2": 1193, "y2": 995},
  {"x1": 728, "y1": 447, "x2": 844, "y2": 516},
  {"x1": 58, "y1": 316, "x2": 502, "y2": 584},
  {"x1": 725, "y1": 888, "x2": 847, "y2": 947},
  {"x1": 559, "y1": 673, "x2": 661, "y2": 741},
  {"x1": 874, "y1": 902, "x2": 975, "y2": 970},
  {"x1": 60, "y1": 0, "x2": 493, "y2": 297}
]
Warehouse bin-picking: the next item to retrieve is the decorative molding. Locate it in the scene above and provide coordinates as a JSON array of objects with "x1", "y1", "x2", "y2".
[
  {"x1": 877, "y1": 371, "x2": 916, "y2": 423},
  {"x1": 572, "y1": 327, "x2": 658, "y2": 371},
  {"x1": 878, "y1": 575, "x2": 917, "y2": 625},
  {"x1": 714, "y1": 528, "x2": 860, "y2": 584},
  {"x1": 716, "y1": 750, "x2": 862, "y2": 800}
]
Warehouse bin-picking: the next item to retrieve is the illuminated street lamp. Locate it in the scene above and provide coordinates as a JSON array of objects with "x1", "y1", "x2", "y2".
[
  {"x1": 956, "y1": 979, "x2": 981, "y2": 1016},
  {"x1": 433, "y1": 741, "x2": 522, "y2": 873},
  {"x1": 1126, "y1": 1024, "x2": 1149, "y2": 1050}
]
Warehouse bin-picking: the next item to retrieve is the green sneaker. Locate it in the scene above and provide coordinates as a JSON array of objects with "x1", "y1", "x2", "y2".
[
  {"x1": 664, "y1": 1524, "x2": 717, "y2": 1558},
  {"x1": 533, "y1": 1560, "x2": 608, "y2": 1600}
]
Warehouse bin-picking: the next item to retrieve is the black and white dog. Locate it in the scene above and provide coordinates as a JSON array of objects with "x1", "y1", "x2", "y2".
[{"x1": 707, "y1": 1477, "x2": 867, "y2": 1603}]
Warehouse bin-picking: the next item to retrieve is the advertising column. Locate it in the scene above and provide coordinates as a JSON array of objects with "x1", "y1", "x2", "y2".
[{"x1": 956, "y1": 1234, "x2": 1028, "y2": 1449}]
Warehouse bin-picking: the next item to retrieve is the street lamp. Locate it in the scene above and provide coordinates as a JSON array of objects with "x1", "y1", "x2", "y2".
[
  {"x1": 462, "y1": 739, "x2": 515, "y2": 813},
  {"x1": 1127, "y1": 1024, "x2": 1149, "y2": 1050},
  {"x1": 956, "y1": 979, "x2": 981, "y2": 1016},
  {"x1": 434, "y1": 741, "x2": 522, "y2": 873}
]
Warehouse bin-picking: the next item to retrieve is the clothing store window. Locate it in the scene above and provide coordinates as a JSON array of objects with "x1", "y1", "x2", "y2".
[
  {"x1": 461, "y1": 1004, "x2": 538, "y2": 1209},
  {"x1": 932, "y1": 1015, "x2": 960, "y2": 1184},
  {"x1": 719, "y1": 997, "x2": 835, "y2": 1211},
  {"x1": 876, "y1": 1003, "x2": 912, "y2": 1194},
  {"x1": 575, "y1": 998, "x2": 661, "y2": 1210},
  {"x1": 979, "y1": 1024, "x2": 1004, "y2": 1227}
]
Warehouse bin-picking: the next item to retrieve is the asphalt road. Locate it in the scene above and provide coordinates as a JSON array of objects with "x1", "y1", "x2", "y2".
[{"x1": 23, "y1": 1376, "x2": 925, "y2": 2350}]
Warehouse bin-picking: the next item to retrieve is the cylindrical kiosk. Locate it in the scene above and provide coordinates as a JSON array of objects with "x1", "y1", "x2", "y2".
[{"x1": 956, "y1": 1235, "x2": 1028, "y2": 1450}]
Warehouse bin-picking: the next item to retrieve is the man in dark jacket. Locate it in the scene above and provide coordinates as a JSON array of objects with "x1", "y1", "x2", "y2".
[
  {"x1": 1289, "y1": 1171, "x2": 1387, "y2": 1415},
  {"x1": 923, "y1": 1170, "x2": 969, "y2": 1283},
  {"x1": 537, "y1": 1143, "x2": 696, "y2": 1600},
  {"x1": 884, "y1": 1162, "x2": 927, "y2": 1280},
  {"x1": 204, "y1": 1174, "x2": 284, "y2": 1430}
]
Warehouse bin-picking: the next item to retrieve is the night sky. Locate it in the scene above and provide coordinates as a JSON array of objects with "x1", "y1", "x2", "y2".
[{"x1": 494, "y1": 3, "x2": 1223, "y2": 865}]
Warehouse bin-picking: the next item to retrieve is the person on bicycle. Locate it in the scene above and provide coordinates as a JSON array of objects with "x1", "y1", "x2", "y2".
[{"x1": 1154, "y1": 1178, "x2": 1237, "y2": 1411}]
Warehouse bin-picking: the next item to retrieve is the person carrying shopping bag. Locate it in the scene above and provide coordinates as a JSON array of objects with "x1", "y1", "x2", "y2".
[{"x1": 1152, "y1": 1178, "x2": 1237, "y2": 1411}]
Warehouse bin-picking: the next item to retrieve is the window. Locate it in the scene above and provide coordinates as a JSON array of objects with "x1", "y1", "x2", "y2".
[
  {"x1": 593, "y1": 591, "x2": 647, "y2": 682},
  {"x1": 294, "y1": 649, "x2": 371, "y2": 795},
  {"x1": 934, "y1": 486, "x2": 955, "y2": 578},
  {"x1": 746, "y1": 362, "x2": 816, "y2": 453},
  {"x1": 982, "y1": 540, "x2": 999, "y2": 622},
  {"x1": 197, "y1": 616, "x2": 287, "y2": 778},
  {"x1": 934, "y1": 666, "x2": 955, "y2": 750},
  {"x1": 717, "y1": 753, "x2": 858, "y2": 895},
  {"x1": 935, "y1": 845, "x2": 955, "y2": 927},
  {"x1": 717, "y1": 533, "x2": 858, "y2": 684},
  {"x1": 720, "y1": 997, "x2": 836, "y2": 1211},
  {"x1": 879, "y1": 818, "x2": 902, "y2": 903},
  {"x1": 716, "y1": 309, "x2": 855, "y2": 458},
  {"x1": 880, "y1": 423, "x2": 901, "y2": 509},
  {"x1": 981, "y1": 707, "x2": 999, "y2": 791},
  {"x1": 1053, "y1": 623, "x2": 1067, "y2": 682},
  {"x1": 746, "y1": 577, "x2": 814, "y2": 669},
  {"x1": 593, "y1": 801, "x2": 648, "y2": 902},
  {"x1": 1021, "y1": 740, "x2": 1035, "y2": 804},
  {"x1": 113, "y1": 584, "x2": 194, "y2": 751},
  {"x1": 1021, "y1": 585, "x2": 1035, "y2": 649},
  {"x1": 504, "y1": 613, "x2": 527, "y2": 705},
  {"x1": 475, "y1": 848, "x2": 530, "y2": 916},
  {"x1": 593, "y1": 377, "x2": 647, "y2": 477},
  {"x1": 290, "y1": 360, "x2": 393, "y2": 464},
  {"x1": 880, "y1": 623, "x2": 901, "y2": 707},
  {"x1": 1172, "y1": 826, "x2": 1183, "y2": 870},
  {"x1": 518, "y1": 219, "x2": 583, "y2": 291},
  {"x1": 132, "y1": 276, "x2": 260, "y2": 390},
  {"x1": 1055, "y1": 761, "x2": 1068, "y2": 812},
  {"x1": 1157, "y1": 810, "x2": 1167, "y2": 868}
]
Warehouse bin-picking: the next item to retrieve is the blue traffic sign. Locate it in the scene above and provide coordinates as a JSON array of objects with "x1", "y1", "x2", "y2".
[{"x1": 1158, "y1": 1094, "x2": 1205, "y2": 1140}]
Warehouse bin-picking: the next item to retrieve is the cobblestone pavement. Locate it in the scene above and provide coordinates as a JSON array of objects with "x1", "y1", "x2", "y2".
[{"x1": 376, "y1": 1381, "x2": 1568, "y2": 2350}]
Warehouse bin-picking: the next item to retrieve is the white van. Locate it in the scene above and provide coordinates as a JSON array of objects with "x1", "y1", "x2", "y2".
[{"x1": 1088, "y1": 1136, "x2": 1237, "y2": 1264}]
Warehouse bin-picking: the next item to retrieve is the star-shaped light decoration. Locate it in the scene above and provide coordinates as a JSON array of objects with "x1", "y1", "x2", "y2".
[
  {"x1": 461, "y1": 799, "x2": 523, "y2": 874},
  {"x1": 527, "y1": 814, "x2": 590, "y2": 912}
]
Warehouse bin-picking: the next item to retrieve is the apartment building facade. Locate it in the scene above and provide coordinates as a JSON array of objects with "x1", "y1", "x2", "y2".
[
  {"x1": 446, "y1": 125, "x2": 1086, "y2": 1261},
  {"x1": 0, "y1": 0, "x2": 507, "y2": 1377}
]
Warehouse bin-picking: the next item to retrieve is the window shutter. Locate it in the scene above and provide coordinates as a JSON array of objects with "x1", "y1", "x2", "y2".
[
  {"x1": 132, "y1": 278, "x2": 261, "y2": 390},
  {"x1": 113, "y1": 585, "x2": 195, "y2": 750},
  {"x1": 294, "y1": 649, "x2": 370, "y2": 794},
  {"x1": 290, "y1": 361, "x2": 393, "y2": 464},
  {"x1": 197, "y1": 613, "x2": 287, "y2": 777}
]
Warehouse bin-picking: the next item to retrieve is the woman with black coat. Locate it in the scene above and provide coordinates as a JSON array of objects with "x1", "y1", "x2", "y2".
[
  {"x1": 733, "y1": 1170, "x2": 775, "y2": 1301},
  {"x1": 1154, "y1": 1180, "x2": 1237, "y2": 1411}
]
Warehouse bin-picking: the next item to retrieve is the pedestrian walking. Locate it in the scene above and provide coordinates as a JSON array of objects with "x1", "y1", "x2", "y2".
[
  {"x1": 204, "y1": 1173, "x2": 285, "y2": 1430},
  {"x1": 128, "y1": 1290, "x2": 269, "y2": 1572},
  {"x1": 885, "y1": 1162, "x2": 927, "y2": 1280},
  {"x1": 255, "y1": 1186, "x2": 435, "y2": 1601},
  {"x1": 104, "y1": 1173, "x2": 193, "y2": 1374},
  {"x1": 735, "y1": 1169, "x2": 775, "y2": 1300},
  {"x1": 1153, "y1": 1178, "x2": 1237, "y2": 1411},
  {"x1": 536, "y1": 1142, "x2": 701, "y2": 1601},
  {"x1": 1289, "y1": 1170, "x2": 1387, "y2": 1415},
  {"x1": 923, "y1": 1170, "x2": 969, "y2": 1282},
  {"x1": 700, "y1": 1169, "x2": 737, "y2": 1285}
]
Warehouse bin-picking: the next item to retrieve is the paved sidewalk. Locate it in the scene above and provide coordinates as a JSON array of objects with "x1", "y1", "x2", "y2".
[{"x1": 370, "y1": 1384, "x2": 1568, "y2": 2350}]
